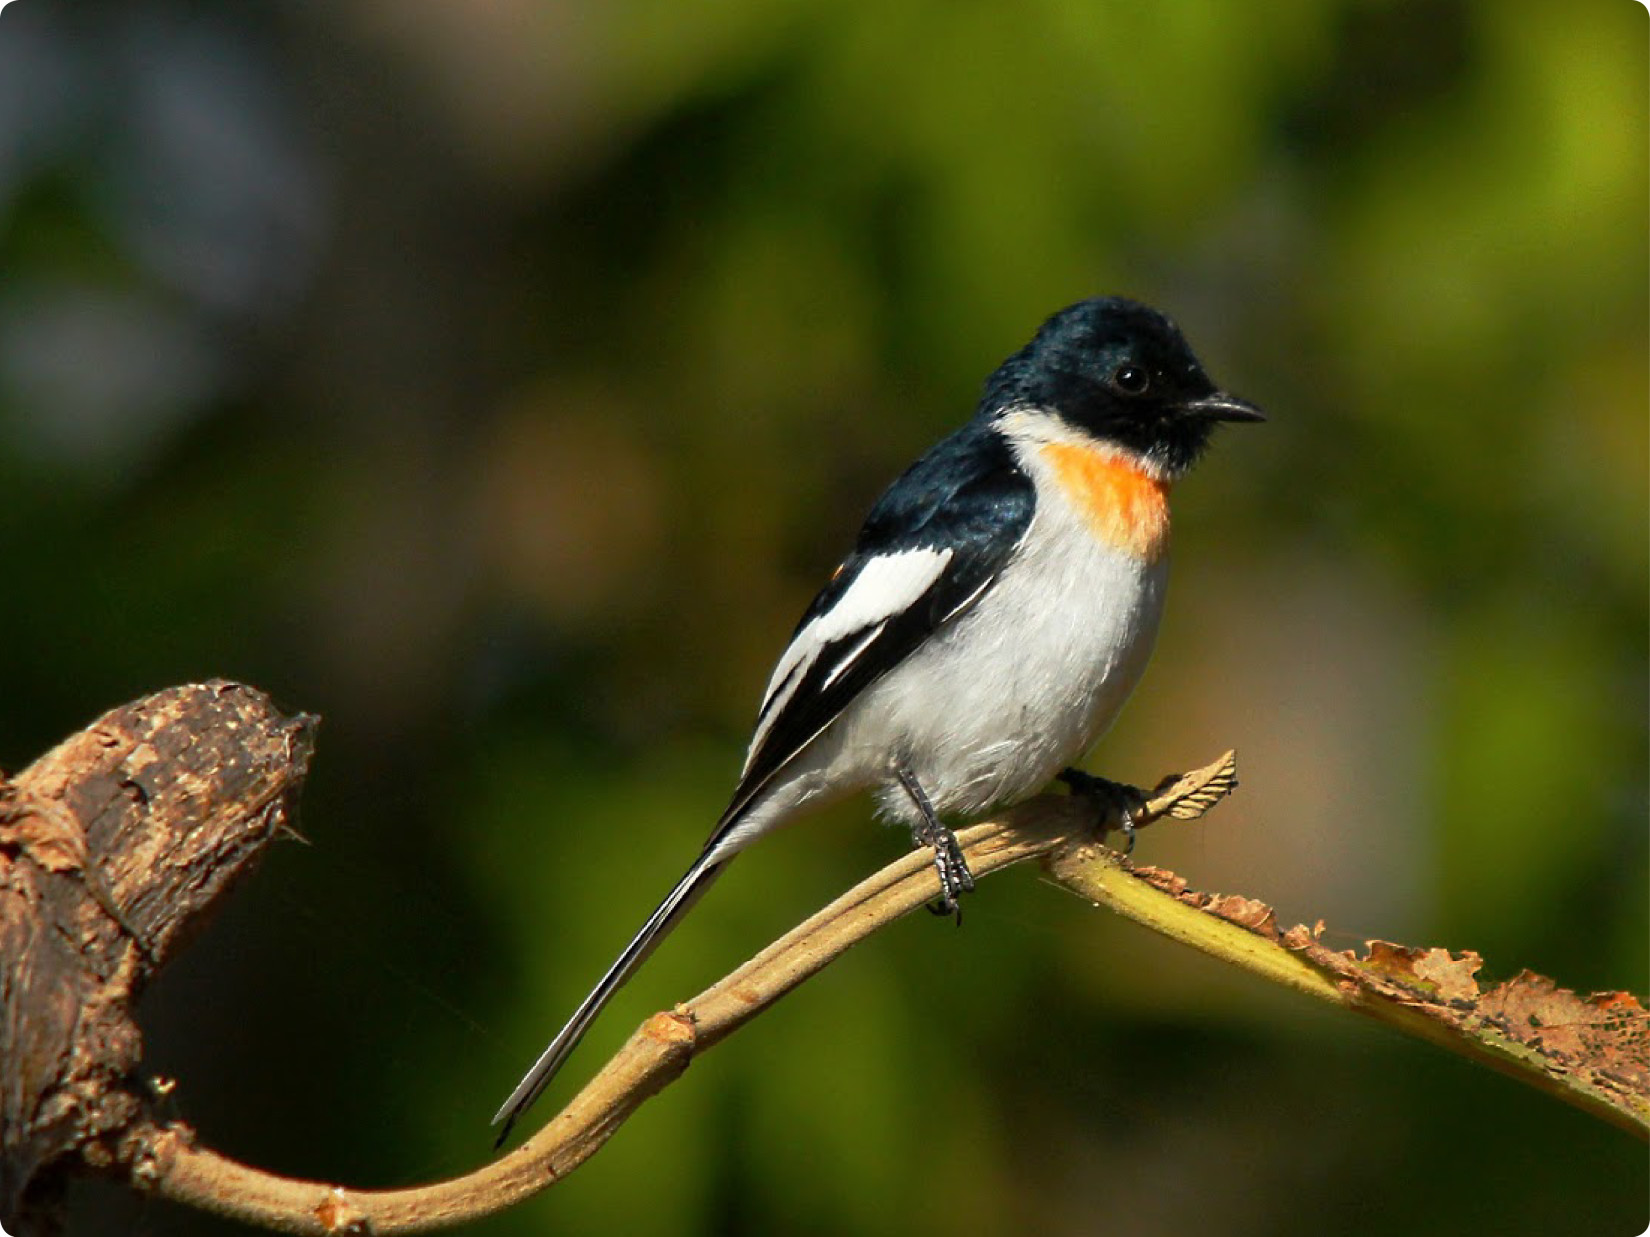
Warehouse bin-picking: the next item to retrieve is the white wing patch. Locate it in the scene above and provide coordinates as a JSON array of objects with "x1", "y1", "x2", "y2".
[
  {"x1": 818, "y1": 621, "x2": 887, "y2": 690},
  {"x1": 744, "y1": 547, "x2": 953, "y2": 774}
]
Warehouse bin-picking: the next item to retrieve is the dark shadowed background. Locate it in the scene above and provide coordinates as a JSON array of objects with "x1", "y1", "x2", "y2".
[{"x1": 1, "y1": 1, "x2": 1644, "y2": 1233}]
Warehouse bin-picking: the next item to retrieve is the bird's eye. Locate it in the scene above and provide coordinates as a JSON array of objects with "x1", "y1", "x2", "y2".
[{"x1": 1110, "y1": 364, "x2": 1150, "y2": 396}]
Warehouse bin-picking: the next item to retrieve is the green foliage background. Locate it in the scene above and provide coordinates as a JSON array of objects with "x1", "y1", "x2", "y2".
[{"x1": 1, "y1": 1, "x2": 1644, "y2": 1233}]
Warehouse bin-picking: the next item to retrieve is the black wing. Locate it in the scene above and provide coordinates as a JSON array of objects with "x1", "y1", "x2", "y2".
[{"x1": 712, "y1": 419, "x2": 1036, "y2": 834}]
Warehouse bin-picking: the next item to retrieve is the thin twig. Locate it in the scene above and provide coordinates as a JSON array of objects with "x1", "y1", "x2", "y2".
[{"x1": 1042, "y1": 840, "x2": 1650, "y2": 1138}]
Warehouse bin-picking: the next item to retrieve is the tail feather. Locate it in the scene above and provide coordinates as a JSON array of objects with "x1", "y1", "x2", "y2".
[{"x1": 491, "y1": 854, "x2": 727, "y2": 1141}]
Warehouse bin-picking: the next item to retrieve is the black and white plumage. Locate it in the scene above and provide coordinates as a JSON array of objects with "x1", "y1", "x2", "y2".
[{"x1": 492, "y1": 297, "x2": 1262, "y2": 1136}]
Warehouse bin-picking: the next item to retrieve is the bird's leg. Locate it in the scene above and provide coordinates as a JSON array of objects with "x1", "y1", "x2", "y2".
[
  {"x1": 1057, "y1": 769, "x2": 1147, "y2": 854},
  {"x1": 895, "y1": 764, "x2": 975, "y2": 923}
]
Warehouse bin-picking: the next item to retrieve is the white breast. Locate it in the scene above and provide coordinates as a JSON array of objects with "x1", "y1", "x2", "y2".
[{"x1": 857, "y1": 512, "x2": 1165, "y2": 820}]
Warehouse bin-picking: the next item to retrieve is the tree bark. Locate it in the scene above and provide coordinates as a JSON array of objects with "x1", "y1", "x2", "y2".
[{"x1": 0, "y1": 682, "x2": 314, "y2": 1236}]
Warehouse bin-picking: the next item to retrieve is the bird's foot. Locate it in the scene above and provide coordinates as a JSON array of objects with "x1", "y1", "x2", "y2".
[
  {"x1": 918, "y1": 824, "x2": 976, "y2": 922},
  {"x1": 1057, "y1": 769, "x2": 1147, "y2": 854},
  {"x1": 896, "y1": 766, "x2": 976, "y2": 924}
]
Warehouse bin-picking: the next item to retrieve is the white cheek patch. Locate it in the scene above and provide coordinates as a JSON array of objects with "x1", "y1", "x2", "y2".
[{"x1": 747, "y1": 547, "x2": 953, "y2": 770}]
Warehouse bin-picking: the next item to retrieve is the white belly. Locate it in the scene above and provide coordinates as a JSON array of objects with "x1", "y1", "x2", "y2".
[{"x1": 837, "y1": 507, "x2": 1169, "y2": 821}]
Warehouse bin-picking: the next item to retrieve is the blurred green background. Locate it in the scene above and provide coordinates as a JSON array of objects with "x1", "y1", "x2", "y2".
[{"x1": 2, "y1": 1, "x2": 1644, "y2": 1233}]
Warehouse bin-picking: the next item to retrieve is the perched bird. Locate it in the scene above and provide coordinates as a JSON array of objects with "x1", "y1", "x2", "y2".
[{"x1": 493, "y1": 296, "x2": 1262, "y2": 1138}]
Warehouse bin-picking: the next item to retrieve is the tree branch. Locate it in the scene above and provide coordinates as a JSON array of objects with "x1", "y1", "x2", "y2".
[{"x1": 2, "y1": 686, "x2": 1644, "y2": 1237}]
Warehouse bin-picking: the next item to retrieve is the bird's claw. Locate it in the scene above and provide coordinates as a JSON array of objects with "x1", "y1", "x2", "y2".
[
  {"x1": 898, "y1": 765, "x2": 975, "y2": 923},
  {"x1": 1058, "y1": 769, "x2": 1147, "y2": 853}
]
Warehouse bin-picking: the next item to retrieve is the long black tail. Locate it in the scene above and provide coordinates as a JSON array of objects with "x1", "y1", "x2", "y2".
[{"x1": 491, "y1": 852, "x2": 727, "y2": 1142}]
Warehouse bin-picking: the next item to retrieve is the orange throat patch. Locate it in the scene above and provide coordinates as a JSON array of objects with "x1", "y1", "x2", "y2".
[{"x1": 1039, "y1": 442, "x2": 1172, "y2": 562}]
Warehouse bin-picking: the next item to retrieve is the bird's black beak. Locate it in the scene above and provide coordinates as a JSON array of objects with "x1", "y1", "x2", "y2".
[{"x1": 1185, "y1": 391, "x2": 1266, "y2": 423}]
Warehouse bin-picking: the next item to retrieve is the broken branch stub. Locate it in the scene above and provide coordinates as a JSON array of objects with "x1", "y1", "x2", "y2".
[{"x1": 0, "y1": 682, "x2": 315, "y2": 1235}]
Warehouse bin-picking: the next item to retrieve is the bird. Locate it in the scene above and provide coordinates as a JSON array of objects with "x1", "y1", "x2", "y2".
[{"x1": 492, "y1": 295, "x2": 1263, "y2": 1139}]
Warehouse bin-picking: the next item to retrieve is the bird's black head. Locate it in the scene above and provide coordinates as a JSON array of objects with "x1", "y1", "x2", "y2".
[{"x1": 980, "y1": 297, "x2": 1263, "y2": 476}]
